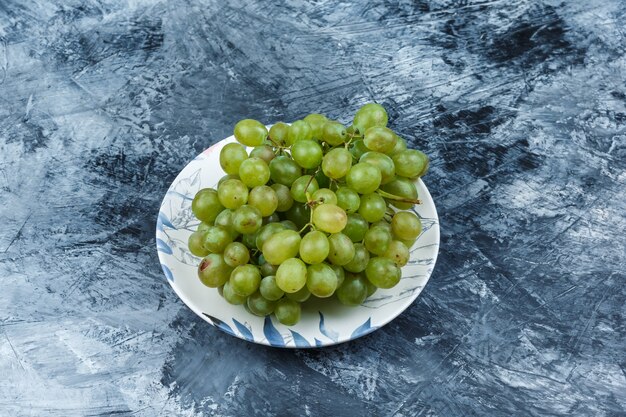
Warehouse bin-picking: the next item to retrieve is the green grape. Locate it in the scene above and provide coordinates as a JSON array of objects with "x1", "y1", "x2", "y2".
[
  {"x1": 330, "y1": 264, "x2": 345, "y2": 287},
  {"x1": 232, "y1": 205, "x2": 263, "y2": 235},
  {"x1": 358, "y1": 193, "x2": 387, "y2": 223},
  {"x1": 365, "y1": 257, "x2": 401, "y2": 289},
  {"x1": 250, "y1": 145, "x2": 276, "y2": 164},
  {"x1": 247, "y1": 291, "x2": 277, "y2": 316},
  {"x1": 306, "y1": 263, "x2": 338, "y2": 298},
  {"x1": 363, "y1": 226, "x2": 392, "y2": 256},
  {"x1": 303, "y1": 113, "x2": 328, "y2": 139},
  {"x1": 390, "y1": 135, "x2": 407, "y2": 155},
  {"x1": 269, "y1": 122, "x2": 289, "y2": 146},
  {"x1": 217, "y1": 179, "x2": 248, "y2": 210},
  {"x1": 311, "y1": 188, "x2": 337, "y2": 205},
  {"x1": 392, "y1": 149, "x2": 429, "y2": 178},
  {"x1": 197, "y1": 222, "x2": 212, "y2": 232},
  {"x1": 291, "y1": 139, "x2": 323, "y2": 169},
  {"x1": 287, "y1": 120, "x2": 313, "y2": 145},
  {"x1": 260, "y1": 261, "x2": 279, "y2": 277},
  {"x1": 271, "y1": 183, "x2": 294, "y2": 212},
  {"x1": 371, "y1": 220, "x2": 392, "y2": 234},
  {"x1": 188, "y1": 230, "x2": 209, "y2": 257},
  {"x1": 241, "y1": 231, "x2": 258, "y2": 249},
  {"x1": 400, "y1": 237, "x2": 417, "y2": 249},
  {"x1": 259, "y1": 275, "x2": 284, "y2": 301},
  {"x1": 263, "y1": 213, "x2": 281, "y2": 224},
  {"x1": 255, "y1": 222, "x2": 286, "y2": 251},
  {"x1": 219, "y1": 142, "x2": 248, "y2": 175},
  {"x1": 349, "y1": 139, "x2": 369, "y2": 160},
  {"x1": 230, "y1": 264, "x2": 262, "y2": 296},
  {"x1": 363, "y1": 126, "x2": 397, "y2": 154},
  {"x1": 327, "y1": 233, "x2": 356, "y2": 266},
  {"x1": 248, "y1": 185, "x2": 278, "y2": 217},
  {"x1": 314, "y1": 168, "x2": 331, "y2": 189},
  {"x1": 359, "y1": 151, "x2": 395, "y2": 184},
  {"x1": 321, "y1": 121, "x2": 347, "y2": 146},
  {"x1": 269, "y1": 155, "x2": 302, "y2": 186},
  {"x1": 239, "y1": 157, "x2": 270, "y2": 188},
  {"x1": 366, "y1": 280, "x2": 377, "y2": 297},
  {"x1": 202, "y1": 226, "x2": 233, "y2": 253},
  {"x1": 312, "y1": 204, "x2": 347, "y2": 234},
  {"x1": 214, "y1": 209, "x2": 238, "y2": 238},
  {"x1": 353, "y1": 103, "x2": 388, "y2": 133},
  {"x1": 262, "y1": 230, "x2": 302, "y2": 265},
  {"x1": 218, "y1": 174, "x2": 240, "y2": 187},
  {"x1": 234, "y1": 119, "x2": 268, "y2": 146},
  {"x1": 321, "y1": 148, "x2": 352, "y2": 179},
  {"x1": 299, "y1": 231, "x2": 330, "y2": 264},
  {"x1": 391, "y1": 211, "x2": 422, "y2": 240},
  {"x1": 223, "y1": 280, "x2": 246, "y2": 305},
  {"x1": 344, "y1": 243, "x2": 370, "y2": 273},
  {"x1": 384, "y1": 240, "x2": 410, "y2": 267},
  {"x1": 336, "y1": 187, "x2": 361, "y2": 213},
  {"x1": 197, "y1": 254, "x2": 232, "y2": 287},
  {"x1": 276, "y1": 258, "x2": 307, "y2": 293},
  {"x1": 274, "y1": 298, "x2": 301, "y2": 325},
  {"x1": 380, "y1": 176, "x2": 418, "y2": 210},
  {"x1": 290, "y1": 175, "x2": 319, "y2": 203},
  {"x1": 284, "y1": 203, "x2": 310, "y2": 229},
  {"x1": 280, "y1": 220, "x2": 298, "y2": 231},
  {"x1": 223, "y1": 242, "x2": 250, "y2": 267},
  {"x1": 336, "y1": 272, "x2": 368, "y2": 306},
  {"x1": 343, "y1": 213, "x2": 368, "y2": 242},
  {"x1": 346, "y1": 163, "x2": 382, "y2": 194},
  {"x1": 192, "y1": 188, "x2": 224, "y2": 223},
  {"x1": 286, "y1": 286, "x2": 311, "y2": 302}
]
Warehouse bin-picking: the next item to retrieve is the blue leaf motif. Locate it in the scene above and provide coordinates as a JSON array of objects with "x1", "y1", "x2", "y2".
[
  {"x1": 263, "y1": 316, "x2": 285, "y2": 347},
  {"x1": 203, "y1": 313, "x2": 235, "y2": 336},
  {"x1": 232, "y1": 319, "x2": 254, "y2": 342},
  {"x1": 157, "y1": 212, "x2": 176, "y2": 231},
  {"x1": 289, "y1": 330, "x2": 310, "y2": 348},
  {"x1": 156, "y1": 238, "x2": 173, "y2": 255},
  {"x1": 351, "y1": 318, "x2": 377, "y2": 339},
  {"x1": 161, "y1": 264, "x2": 174, "y2": 282},
  {"x1": 314, "y1": 338, "x2": 323, "y2": 347},
  {"x1": 318, "y1": 312, "x2": 338, "y2": 342}
]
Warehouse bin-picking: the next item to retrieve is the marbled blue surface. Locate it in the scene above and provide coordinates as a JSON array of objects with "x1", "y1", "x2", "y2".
[{"x1": 1, "y1": 1, "x2": 625, "y2": 416}]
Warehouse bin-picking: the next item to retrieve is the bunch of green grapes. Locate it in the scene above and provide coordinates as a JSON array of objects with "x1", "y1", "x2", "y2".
[{"x1": 189, "y1": 103, "x2": 429, "y2": 326}]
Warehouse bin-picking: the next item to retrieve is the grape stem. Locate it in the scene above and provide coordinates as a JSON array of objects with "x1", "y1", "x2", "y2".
[{"x1": 376, "y1": 189, "x2": 422, "y2": 205}]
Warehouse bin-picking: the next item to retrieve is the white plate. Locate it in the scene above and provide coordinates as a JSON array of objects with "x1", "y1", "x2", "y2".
[{"x1": 156, "y1": 134, "x2": 440, "y2": 348}]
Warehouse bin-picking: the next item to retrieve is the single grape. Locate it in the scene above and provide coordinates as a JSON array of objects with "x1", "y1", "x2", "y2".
[
  {"x1": 390, "y1": 135, "x2": 407, "y2": 155},
  {"x1": 392, "y1": 149, "x2": 429, "y2": 178},
  {"x1": 197, "y1": 254, "x2": 232, "y2": 287},
  {"x1": 274, "y1": 298, "x2": 301, "y2": 325},
  {"x1": 287, "y1": 120, "x2": 313, "y2": 145},
  {"x1": 279, "y1": 220, "x2": 298, "y2": 232},
  {"x1": 250, "y1": 144, "x2": 275, "y2": 164},
  {"x1": 260, "y1": 261, "x2": 279, "y2": 277},
  {"x1": 232, "y1": 205, "x2": 263, "y2": 235},
  {"x1": 239, "y1": 157, "x2": 270, "y2": 188},
  {"x1": 242, "y1": 230, "x2": 259, "y2": 249},
  {"x1": 286, "y1": 286, "x2": 311, "y2": 302},
  {"x1": 223, "y1": 280, "x2": 246, "y2": 305},
  {"x1": 335, "y1": 187, "x2": 361, "y2": 213},
  {"x1": 197, "y1": 222, "x2": 212, "y2": 232},
  {"x1": 371, "y1": 220, "x2": 392, "y2": 234},
  {"x1": 306, "y1": 263, "x2": 338, "y2": 298},
  {"x1": 192, "y1": 188, "x2": 224, "y2": 223},
  {"x1": 188, "y1": 230, "x2": 209, "y2": 257},
  {"x1": 363, "y1": 226, "x2": 392, "y2": 256},
  {"x1": 262, "y1": 230, "x2": 302, "y2": 265},
  {"x1": 248, "y1": 185, "x2": 278, "y2": 217},
  {"x1": 380, "y1": 176, "x2": 418, "y2": 210},
  {"x1": 365, "y1": 257, "x2": 401, "y2": 289},
  {"x1": 218, "y1": 174, "x2": 240, "y2": 186},
  {"x1": 321, "y1": 121, "x2": 347, "y2": 145},
  {"x1": 384, "y1": 240, "x2": 410, "y2": 267},
  {"x1": 214, "y1": 209, "x2": 238, "y2": 238},
  {"x1": 312, "y1": 204, "x2": 347, "y2": 234},
  {"x1": 202, "y1": 226, "x2": 233, "y2": 253},
  {"x1": 234, "y1": 119, "x2": 268, "y2": 146},
  {"x1": 290, "y1": 175, "x2": 319, "y2": 203},
  {"x1": 344, "y1": 243, "x2": 370, "y2": 273},
  {"x1": 327, "y1": 233, "x2": 356, "y2": 265},
  {"x1": 255, "y1": 222, "x2": 286, "y2": 251},
  {"x1": 230, "y1": 264, "x2": 262, "y2": 297},
  {"x1": 223, "y1": 242, "x2": 250, "y2": 267},
  {"x1": 271, "y1": 183, "x2": 294, "y2": 212},
  {"x1": 217, "y1": 179, "x2": 249, "y2": 210},
  {"x1": 363, "y1": 126, "x2": 397, "y2": 154},
  {"x1": 336, "y1": 272, "x2": 368, "y2": 306},
  {"x1": 291, "y1": 139, "x2": 323, "y2": 169},
  {"x1": 353, "y1": 103, "x2": 388, "y2": 133},
  {"x1": 311, "y1": 188, "x2": 337, "y2": 205},
  {"x1": 303, "y1": 113, "x2": 328, "y2": 139},
  {"x1": 358, "y1": 193, "x2": 387, "y2": 223},
  {"x1": 269, "y1": 155, "x2": 302, "y2": 186},
  {"x1": 276, "y1": 258, "x2": 307, "y2": 293},
  {"x1": 346, "y1": 163, "x2": 382, "y2": 194},
  {"x1": 269, "y1": 122, "x2": 289, "y2": 146},
  {"x1": 299, "y1": 230, "x2": 330, "y2": 264},
  {"x1": 349, "y1": 139, "x2": 369, "y2": 160},
  {"x1": 247, "y1": 291, "x2": 277, "y2": 316},
  {"x1": 399, "y1": 237, "x2": 417, "y2": 249},
  {"x1": 220, "y1": 142, "x2": 248, "y2": 175},
  {"x1": 330, "y1": 264, "x2": 345, "y2": 287},
  {"x1": 321, "y1": 148, "x2": 352, "y2": 179},
  {"x1": 284, "y1": 203, "x2": 311, "y2": 229},
  {"x1": 343, "y1": 213, "x2": 368, "y2": 242},
  {"x1": 359, "y1": 151, "x2": 395, "y2": 184},
  {"x1": 391, "y1": 211, "x2": 422, "y2": 240},
  {"x1": 259, "y1": 276, "x2": 285, "y2": 301}
]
